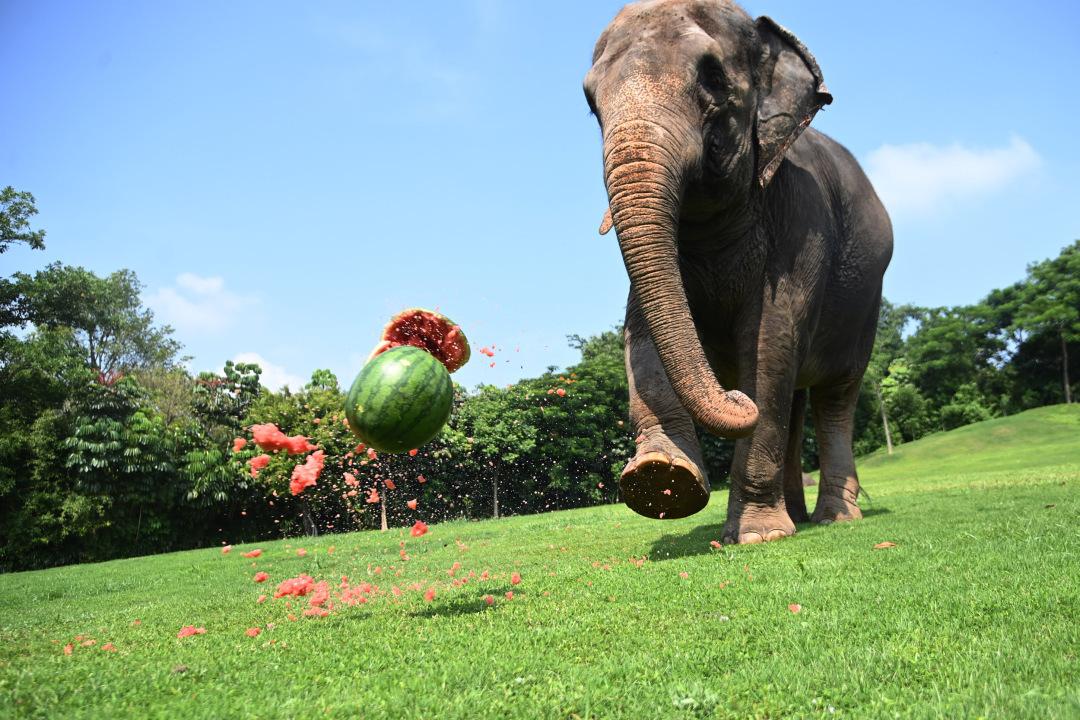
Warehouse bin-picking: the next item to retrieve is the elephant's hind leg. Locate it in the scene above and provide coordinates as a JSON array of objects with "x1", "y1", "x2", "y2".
[
  {"x1": 783, "y1": 389, "x2": 810, "y2": 523},
  {"x1": 810, "y1": 381, "x2": 863, "y2": 524},
  {"x1": 620, "y1": 298, "x2": 709, "y2": 520}
]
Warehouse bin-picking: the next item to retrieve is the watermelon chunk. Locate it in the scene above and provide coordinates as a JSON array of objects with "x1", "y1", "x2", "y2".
[{"x1": 368, "y1": 308, "x2": 470, "y2": 373}]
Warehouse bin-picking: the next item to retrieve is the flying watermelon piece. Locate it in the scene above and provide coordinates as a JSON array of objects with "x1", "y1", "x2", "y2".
[{"x1": 368, "y1": 308, "x2": 470, "y2": 373}]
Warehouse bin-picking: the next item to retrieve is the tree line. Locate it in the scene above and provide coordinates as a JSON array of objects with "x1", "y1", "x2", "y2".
[{"x1": 1, "y1": 186, "x2": 1076, "y2": 571}]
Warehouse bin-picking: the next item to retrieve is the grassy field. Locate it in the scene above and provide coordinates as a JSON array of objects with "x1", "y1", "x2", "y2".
[{"x1": 1, "y1": 405, "x2": 1078, "y2": 719}]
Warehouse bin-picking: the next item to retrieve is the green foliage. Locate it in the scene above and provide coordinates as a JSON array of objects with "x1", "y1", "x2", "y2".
[
  {"x1": 697, "y1": 429, "x2": 736, "y2": 485},
  {"x1": 879, "y1": 359, "x2": 932, "y2": 442},
  {"x1": 435, "y1": 330, "x2": 632, "y2": 517},
  {"x1": 0, "y1": 329, "x2": 90, "y2": 569},
  {"x1": 0, "y1": 262, "x2": 247, "y2": 568},
  {"x1": 1011, "y1": 240, "x2": 1080, "y2": 344},
  {"x1": 62, "y1": 375, "x2": 182, "y2": 551},
  {"x1": 902, "y1": 304, "x2": 1001, "y2": 413},
  {"x1": 307, "y1": 368, "x2": 339, "y2": 392},
  {"x1": 848, "y1": 241, "x2": 1078, "y2": 453},
  {"x1": 938, "y1": 382, "x2": 993, "y2": 430},
  {"x1": 1008, "y1": 240, "x2": 1080, "y2": 404},
  {"x1": 0, "y1": 185, "x2": 46, "y2": 254},
  {"x1": 0, "y1": 409, "x2": 112, "y2": 570},
  {"x1": 193, "y1": 360, "x2": 263, "y2": 438},
  {"x1": 12, "y1": 263, "x2": 184, "y2": 372},
  {"x1": 852, "y1": 300, "x2": 919, "y2": 454},
  {"x1": 236, "y1": 370, "x2": 355, "y2": 532},
  {"x1": 177, "y1": 442, "x2": 235, "y2": 506},
  {"x1": 131, "y1": 365, "x2": 197, "y2": 425}
]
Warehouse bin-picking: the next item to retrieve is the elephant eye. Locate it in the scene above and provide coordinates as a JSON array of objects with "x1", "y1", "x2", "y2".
[
  {"x1": 584, "y1": 88, "x2": 601, "y2": 121},
  {"x1": 698, "y1": 55, "x2": 728, "y2": 97}
]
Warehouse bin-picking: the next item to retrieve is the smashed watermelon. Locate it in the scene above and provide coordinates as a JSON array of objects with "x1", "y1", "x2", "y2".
[{"x1": 367, "y1": 308, "x2": 470, "y2": 374}]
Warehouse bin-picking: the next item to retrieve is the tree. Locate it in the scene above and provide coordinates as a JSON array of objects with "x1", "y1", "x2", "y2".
[
  {"x1": 1011, "y1": 240, "x2": 1080, "y2": 404},
  {"x1": 880, "y1": 359, "x2": 932, "y2": 442},
  {"x1": 859, "y1": 300, "x2": 920, "y2": 454},
  {"x1": 0, "y1": 328, "x2": 88, "y2": 569},
  {"x1": 0, "y1": 186, "x2": 46, "y2": 254},
  {"x1": 192, "y1": 360, "x2": 263, "y2": 439},
  {"x1": 0, "y1": 371, "x2": 191, "y2": 568},
  {"x1": 903, "y1": 304, "x2": 1002, "y2": 423},
  {"x1": 1, "y1": 408, "x2": 113, "y2": 570},
  {"x1": 430, "y1": 330, "x2": 631, "y2": 521},
  {"x1": 527, "y1": 331, "x2": 631, "y2": 510},
  {"x1": 239, "y1": 370, "x2": 373, "y2": 537},
  {"x1": 447, "y1": 384, "x2": 538, "y2": 519},
  {"x1": 939, "y1": 382, "x2": 993, "y2": 430},
  {"x1": 176, "y1": 361, "x2": 266, "y2": 522},
  {"x1": 132, "y1": 366, "x2": 197, "y2": 426},
  {"x1": 14, "y1": 263, "x2": 183, "y2": 372}
]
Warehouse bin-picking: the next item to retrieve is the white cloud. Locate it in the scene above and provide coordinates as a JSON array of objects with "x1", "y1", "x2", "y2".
[
  {"x1": 865, "y1": 136, "x2": 1040, "y2": 218},
  {"x1": 175, "y1": 272, "x2": 224, "y2": 295},
  {"x1": 232, "y1": 352, "x2": 305, "y2": 392},
  {"x1": 146, "y1": 273, "x2": 256, "y2": 336}
]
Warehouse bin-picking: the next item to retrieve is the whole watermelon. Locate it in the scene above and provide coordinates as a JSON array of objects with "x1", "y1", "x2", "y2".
[{"x1": 345, "y1": 345, "x2": 454, "y2": 453}]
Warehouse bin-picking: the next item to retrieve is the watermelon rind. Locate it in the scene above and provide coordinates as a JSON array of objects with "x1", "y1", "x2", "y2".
[{"x1": 345, "y1": 345, "x2": 454, "y2": 453}]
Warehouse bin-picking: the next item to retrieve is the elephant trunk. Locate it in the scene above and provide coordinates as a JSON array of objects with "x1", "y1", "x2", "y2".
[{"x1": 604, "y1": 113, "x2": 758, "y2": 438}]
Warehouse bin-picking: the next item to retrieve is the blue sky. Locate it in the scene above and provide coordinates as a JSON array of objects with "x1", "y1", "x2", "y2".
[{"x1": 3, "y1": 1, "x2": 1078, "y2": 391}]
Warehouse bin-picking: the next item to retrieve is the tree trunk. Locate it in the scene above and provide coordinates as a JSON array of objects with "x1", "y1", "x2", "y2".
[
  {"x1": 1063, "y1": 330, "x2": 1072, "y2": 404},
  {"x1": 87, "y1": 331, "x2": 98, "y2": 371},
  {"x1": 380, "y1": 494, "x2": 388, "y2": 532},
  {"x1": 301, "y1": 504, "x2": 318, "y2": 537},
  {"x1": 876, "y1": 385, "x2": 894, "y2": 455},
  {"x1": 493, "y1": 469, "x2": 500, "y2": 520}
]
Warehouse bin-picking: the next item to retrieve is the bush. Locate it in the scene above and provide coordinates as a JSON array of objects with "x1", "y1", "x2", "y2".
[{"x1": 939, "y1": 383, "x2": 994, "y2": 430}]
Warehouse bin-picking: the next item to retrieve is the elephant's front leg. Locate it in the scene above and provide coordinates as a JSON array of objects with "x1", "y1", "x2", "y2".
[
  {"x1": 722, "y1": 317, "x2": 798, "y2": 544},
  {"x1": 620, "y1": 296, "x2": 710, "y2": 519}
]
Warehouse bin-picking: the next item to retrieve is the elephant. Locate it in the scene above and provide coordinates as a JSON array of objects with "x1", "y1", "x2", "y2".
[{"x1": 584, "y1": 0, "x2": 893, "y2": 543}]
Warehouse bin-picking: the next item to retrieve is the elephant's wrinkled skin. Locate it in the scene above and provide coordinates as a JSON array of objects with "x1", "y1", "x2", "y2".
[{"x1": 584, "y1": 0, "x2": 892, "y2": 543}]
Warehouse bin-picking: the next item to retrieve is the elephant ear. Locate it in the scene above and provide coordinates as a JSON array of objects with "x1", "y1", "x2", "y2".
[{"x1": 754, "y1": 16, "x2": 833, "y2": 188}]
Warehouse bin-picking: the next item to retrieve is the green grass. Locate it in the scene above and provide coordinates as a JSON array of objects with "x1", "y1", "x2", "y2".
[{"x1": 2, "y1": 405, "x2": 1078, "y2": 719}]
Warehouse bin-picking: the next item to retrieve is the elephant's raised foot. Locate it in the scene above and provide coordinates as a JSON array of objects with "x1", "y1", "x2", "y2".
[
  {"x1": 722, "y1": 503, "x2": 796, "y2": 544},
  {"x1": 811, "y1": 490, "x2": 862, "y2": 525},
  {"x1": 620, "y1": 450, "x2": 709, "y2": 520}
]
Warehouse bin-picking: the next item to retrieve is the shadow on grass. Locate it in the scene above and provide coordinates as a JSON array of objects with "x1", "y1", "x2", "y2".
[
  {"x1": 648, "y1": 525, "x2": 725, "y2": 561},
  {"x1": 409, "y1": 591, "x2": 509, "y2": 619},
  {"x1": 647, "y1": 507, "x2": 892, "y2": 559},
  {"x1": 793, "y1": 505, "x2": 891, "y2": 536}
]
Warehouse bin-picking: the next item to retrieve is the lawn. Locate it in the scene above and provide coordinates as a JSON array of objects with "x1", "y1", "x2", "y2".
[{"x1": 1, "y1": 405, "x2": 1078, "y2": 719}]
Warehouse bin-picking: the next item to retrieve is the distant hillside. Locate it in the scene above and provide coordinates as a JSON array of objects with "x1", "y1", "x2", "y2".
[{"x1": 857, "y1": 404, "x2": 1080, "y2": 484}]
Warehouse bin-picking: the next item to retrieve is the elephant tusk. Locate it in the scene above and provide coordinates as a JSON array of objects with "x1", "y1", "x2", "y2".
[{"x1": 599, "y1": 208, "x2": 613, "y2": 235}]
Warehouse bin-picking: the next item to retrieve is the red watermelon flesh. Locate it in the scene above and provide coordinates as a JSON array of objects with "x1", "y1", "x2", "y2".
[{"x1": 369, "y1": 308, "x2": 470, "y2": 373}]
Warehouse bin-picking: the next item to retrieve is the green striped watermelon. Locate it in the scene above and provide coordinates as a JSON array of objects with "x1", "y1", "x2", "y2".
[{"x1": 345, "y1": 345, "x2": 454, "y2": 453}]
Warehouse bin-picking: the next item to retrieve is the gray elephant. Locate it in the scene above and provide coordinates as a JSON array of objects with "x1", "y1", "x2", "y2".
[{"x1": 584, "y1": 0, "x2": 892, "y2": 543}]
